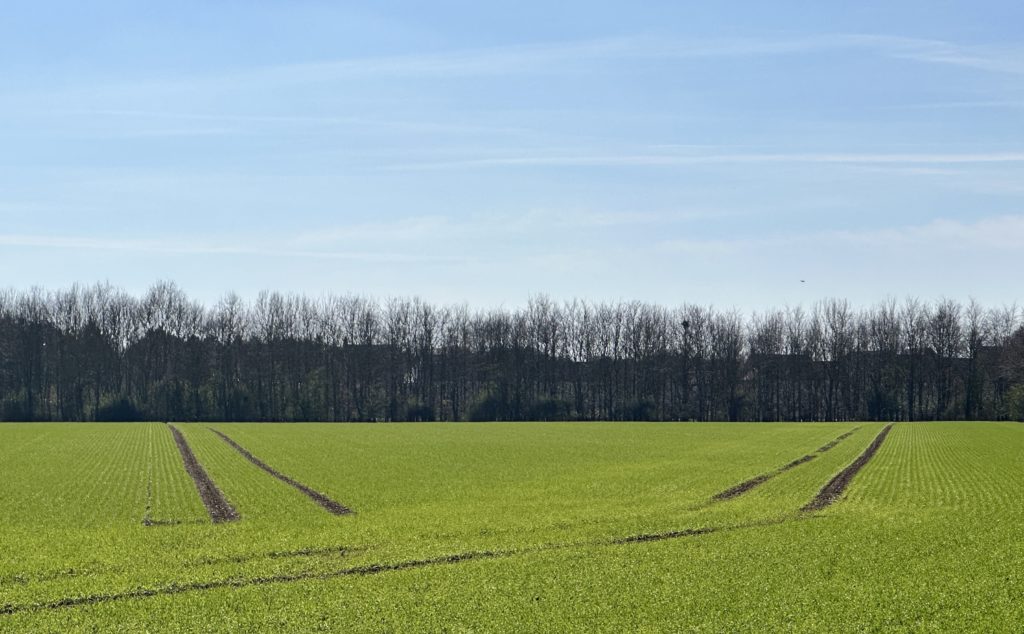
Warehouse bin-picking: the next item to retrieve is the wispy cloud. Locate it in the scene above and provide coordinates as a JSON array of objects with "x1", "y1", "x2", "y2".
[
  {"x1": 886, "y1": 40, "x2": 1024, "y2": 74},
  {"x1": 0, "y1": 234, "x2": 465, "y2": 264},
  {"x1": 658, "y1": 214, "x2": 1024, "y2": 255},
  {"x1": 0, "y1": 202, "x2": 104, "y2": 215},
  {"x1": 55, "y1": 108, "x2": 535, "y2": 138},
  {"x1": 836, "y1": 215, "x2": 1024, "y2": 249},
  {"x1": 884, "y1": 99, "x2": 1024, "y2": 110},
  {"x1": 12, "y1": 33, "x2": 1024, "y2": 108},
  {"x1": 846, "y1": 165, "x2": 1024, "y2": 194},
  {"x1": 387, "y1": 151, "x2": 1024, "y2": 171},
  {"x1": 210, "y1": 34, "x2": 1024, "y2": 80},
  {"x1": 288, "y1": 208, "x2": 727, "y2": 247}
]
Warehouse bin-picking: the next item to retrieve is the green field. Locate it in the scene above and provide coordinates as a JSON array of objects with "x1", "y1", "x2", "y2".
[{"x1": 1, "y1": 422, "x2": 1022, "y2": 632}]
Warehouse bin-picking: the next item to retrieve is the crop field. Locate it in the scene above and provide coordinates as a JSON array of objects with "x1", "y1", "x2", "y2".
[{"x1": 0, "y1": 421, "x2": 1022, "y2": 632}]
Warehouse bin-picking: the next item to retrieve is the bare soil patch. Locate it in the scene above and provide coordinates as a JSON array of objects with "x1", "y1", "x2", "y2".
[
  {"x1": 802, "y1": 424, "x2": 894, "y2": 512},
  {"x1": 209, "y1": 428, "x2": 351, "y2": 516},
  {"x1": 168, "y1": 425, "x2": 239, "y2": 524}
]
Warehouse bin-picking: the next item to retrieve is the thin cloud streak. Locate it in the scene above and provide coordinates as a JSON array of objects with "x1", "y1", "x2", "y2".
[
  {"x1": 54, "y1": 109, "x2": 535, "y2": 138},
  {"x1": 9, "y1": 33, "x2": 1023, "y2": 106},
  {"x1": 657, "y1": 214, "x2": 1024, "y2": 255},
  {"x1": 288, "y1": 208, "x2": 731, "y2": 247},
  {"x1": 884, "y1": 100, "x2": 1024, "y2": 110},
  {"x1": 141, "y1": 34, "x2": 1024, "y2": 82},
  {"x1": 0, "y1": 234, "x2": 466, "y2": 264},
  {"x1": 387, "y1": 152, "x2": 1024, "y2": 171}
]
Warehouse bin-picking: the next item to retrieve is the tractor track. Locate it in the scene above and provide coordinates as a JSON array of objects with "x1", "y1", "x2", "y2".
[
  {"x1": 708, "y1": 427, "x2": 861, "y2": 502},
  {"x1": 208, "y1": 428, "x2": 351, "y2": 515},
  {"x1": 168, "y1": 425, "x2": 239, "y2": 524},
  {"x1": 0, "y1": 546, "x2": 357, "y2": 590},
  {"x1": 0, "y1": 516, "x2": 815, "y2": 617},
  {"x1": 802, "y1": 424, "x2": 894, "y2": 512}
]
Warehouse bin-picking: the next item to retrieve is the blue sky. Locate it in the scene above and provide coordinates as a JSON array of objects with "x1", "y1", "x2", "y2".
[{"x1": 1, "y1": 1, "x2": 1022, "y2": 309}]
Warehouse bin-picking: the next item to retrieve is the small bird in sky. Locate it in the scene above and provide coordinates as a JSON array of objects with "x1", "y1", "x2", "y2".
[{"x1": 800, "y1": 280, "x2": 806, "y2": 283}]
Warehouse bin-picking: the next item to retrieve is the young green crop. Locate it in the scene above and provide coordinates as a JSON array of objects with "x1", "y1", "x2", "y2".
[{"x1": 1, "y1": 422, "x2": 1021, "y2": 631}]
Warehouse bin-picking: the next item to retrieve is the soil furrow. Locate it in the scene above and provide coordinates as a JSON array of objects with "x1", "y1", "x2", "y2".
[
  {"x1": 0, "y1": 551, "x2": 511, "y2": 616},
  {"x1": 802, "y1": 424, "x2": 894, "y2": 512},
  {"x1": 613, "y1": 527, "x2": 717, "y2": 544},
  {"x1": 142, "y1": 519, "x2": 207, "y2": 527},
  {"x1": 0, "y1": 545, "x2": 356, "y2": 589},
  {"x1": 781, "y1": 454, "x2": 817, "y2": 470},
  {"x1": 815, "y1": 427, "x2": 861, "y2": 453},
  {"x1": 709, "y1": 427, "x2": 858, "y2": 502},
  {"x1": 0, "y1": 517, "x2": 807, "y2": 616},
  {"x1": 614, "y1": 516, "x2": 800, "y2": 544},
  {"x1": 209, "y1": 428, "x2": 351, "y2": 515},
  {"x1": 711, "y1": 472, "x2": 781, "y2": 501},
  {"x1": 168, "y1": 425, "x2": 239, "y2": 524}
]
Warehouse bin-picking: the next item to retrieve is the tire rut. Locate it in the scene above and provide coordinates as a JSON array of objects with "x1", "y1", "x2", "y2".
[
  {"x1": 208, "y1": 428, "x2": 352, "y2": 516},
  {"x1": 802, "y1": 424, "x2": 894, "y2": 512},
  {"x1": 0, "y1": 545, "x2": 358, "y2": 590},
  {"x1": 0, "y1": 516, "x2": 812, "y2": 616},
  {"x1": 168, "y1": 425, "x2": 239, "y2": 524},
  {"x1": 709, "y1": 427, "x2": 861, "y2": 502}
]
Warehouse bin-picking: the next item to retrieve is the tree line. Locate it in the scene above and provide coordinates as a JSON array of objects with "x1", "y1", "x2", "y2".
[{"x1": 1, "y1": 283, "x2": 1023, "y2": 423}]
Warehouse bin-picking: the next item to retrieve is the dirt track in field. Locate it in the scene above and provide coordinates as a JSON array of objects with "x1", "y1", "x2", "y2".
[
  {"x1": 815, "y1": 428, "x2": 860, "y2": 453},
  {"x1": 0, "y1": 545, "x2": 357, "y2": 590},
  {"x1": 0, "y1": 516, "x2": 812, "y2": 617},
  {"x1": 0, "y1": 551, "x2": 512, "y2": 616},
  {"x1": 709, "y1": 427, "x2": 860, "y2": 502},
  {"x1": 141, "y1": 519, "x2": 195, "y2": 527},
  {"x1": 711, "y1": 471, "x2": 783, "y2": 501},
  {"x1": 209, "y1": 428, "x2": 352, "y2": 516},
  {"x1": 612, "y1": 516, "x2": 797, "y2": 544},
  {"x1": 802, "y1": 424, "x2": 894, "y2": 512},
  {"x1": 168, "y1": 425, "x2": 239, "y2": 524}
]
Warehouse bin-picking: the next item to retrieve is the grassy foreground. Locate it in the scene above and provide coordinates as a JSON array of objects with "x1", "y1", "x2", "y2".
[{"x1": 0, "y1": 422, "x2": 1021, "y2": 631}]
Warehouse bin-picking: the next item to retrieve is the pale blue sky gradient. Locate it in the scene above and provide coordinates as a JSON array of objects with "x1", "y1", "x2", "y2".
[{"x1": 1, "y1": 1, "x2": 1022, "y2": 308}]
